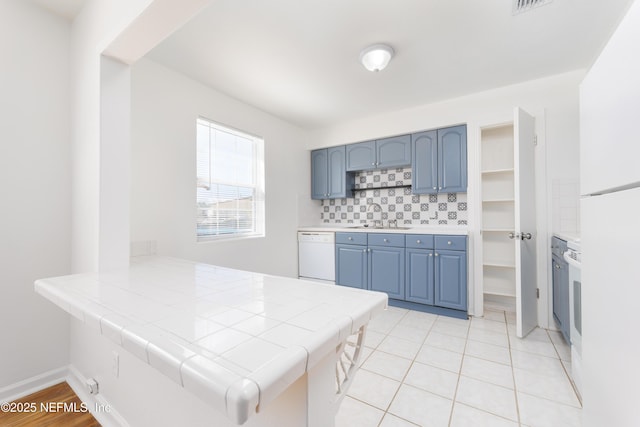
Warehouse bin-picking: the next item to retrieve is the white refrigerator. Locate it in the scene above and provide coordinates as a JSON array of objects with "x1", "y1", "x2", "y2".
[{"x1": 579, "y1": 1, "x2": 640, "y2": 426}]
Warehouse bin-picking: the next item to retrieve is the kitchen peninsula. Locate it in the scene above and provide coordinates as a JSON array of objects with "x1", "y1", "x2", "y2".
[{"x1": 35, "y1": 256, "x2": 387, "y2": 426}]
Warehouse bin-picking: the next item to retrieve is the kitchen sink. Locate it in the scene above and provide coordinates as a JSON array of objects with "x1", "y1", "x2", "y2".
[{"x1": 348, "y1": 225, "x2": 412, "y2": 230}]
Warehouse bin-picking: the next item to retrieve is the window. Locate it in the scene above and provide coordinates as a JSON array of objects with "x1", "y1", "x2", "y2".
[{"x1": 196, "y1": 118, "x2": 265, "y2": 240}]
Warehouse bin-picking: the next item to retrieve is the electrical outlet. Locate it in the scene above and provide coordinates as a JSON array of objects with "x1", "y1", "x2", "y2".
[{"x1": 112, "y1": 351, "x2": 119, "y2": 378}]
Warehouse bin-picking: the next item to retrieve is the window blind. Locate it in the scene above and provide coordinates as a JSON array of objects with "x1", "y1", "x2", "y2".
[{"x1": 196, "y1": 118, "x2": 264, "y2": 240}]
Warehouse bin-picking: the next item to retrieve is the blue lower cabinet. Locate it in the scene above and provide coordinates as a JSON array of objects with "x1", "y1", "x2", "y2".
[
  {"x1": 434, "y1": 249, "x2": 467, "y2": 311},
  {"x1": 405, "y1": 248, "x2": 435, "y2": 305},
  {"x1": 369, "y1": 246, "x2": 405, "y2": 300},
  {"x1": 336, "y1": 243, "x2": 367, "y2": 289},
  {"x1": 335, "y1": 232, "x2": 467, "y2": 318}
]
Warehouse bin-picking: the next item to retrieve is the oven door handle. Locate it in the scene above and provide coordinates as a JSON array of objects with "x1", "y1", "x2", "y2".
[{"x1": 563, "y1": 251, "x2": 581, "y2": 268}]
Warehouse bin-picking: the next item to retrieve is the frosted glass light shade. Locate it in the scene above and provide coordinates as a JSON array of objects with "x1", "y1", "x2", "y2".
[{"x1": 359, "y1": 44, "x2": 394, "y2": 72}]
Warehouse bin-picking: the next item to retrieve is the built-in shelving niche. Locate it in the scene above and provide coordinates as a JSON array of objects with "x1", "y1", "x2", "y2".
[{"x1": 481, "y1": 125, "x2": 516, "y2": 311}]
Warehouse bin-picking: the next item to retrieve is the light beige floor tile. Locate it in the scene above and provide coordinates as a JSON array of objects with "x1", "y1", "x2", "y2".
[
  {"x1": 510, "y1": 336, "x2": 557, "y2": 358},
  {"x1": 513, "y1": 367, "x2": 581, "y2": 408},
  {"x1": 470, "y1": 318, "x2": 508, "y2": 334},
  {"x1": 435, "y1": 315, "x2": 470, "y2": 326},
  {"x1": 362, "y1": 350, "x2": 413, "y2": 381},
  {"x1": 388, "y1": 323, "x2": 430, "y2": 344},
  {"x1": 450, "y1": 402, "x2": 518, "y2": 427},
  {"x1": 379, "y1": 413, "x2": 420, "y2": 427},
  {"x1": 482, "y1": 310, "x2": 506, "y2": 323},
  {"x1": 455, "y1": 376, "x2": 518, "y2": 421},
  {"x1": 388, "y1": 384, "x2": 453, "y2": 427},
  {"x1": 431, "y1": 321, "x2": 469, "y2": 338},
  {"x1": 378, "y1": 335, "x2": 422, "y2": 359},
  {"x1": 518, "y1": 392, "x2": 582, "y2": 427},
  {"x1": 465, "y1": 339, "x2": 511, "y2": 365},
  {"x1": 363, "y1": 329, "x2": 386, "y2": 348},
  {"x1": 358, "y1": 346, "x2": 374, "y2": 367},
  {"x1": 335, "y1": 396, "x2": 384, "y2": 427},
  {"x1": 424, "y1": 331, "x2": 466, "y2": 353},
  {"x1": 347, "y1": 369, "x2": 401, "y2": 411},
  {"x1": 468, "y1": 327, "x2": 509, "y2": 347},
  {"x1": 398, "y1": 311, "x2": 437, "y2": 331},
  {"x1": 461, "y1": 356, "x2": 514, "y2": 389},
  {"x1": 415, "y1": 344, "x2": 463, "y2": 373},
  {"x1": 510, "y1": 349, "x2": 565, "y2": 376},
  {"x1": 404, "y1": 361, "x2": 459, "y2": 399}
]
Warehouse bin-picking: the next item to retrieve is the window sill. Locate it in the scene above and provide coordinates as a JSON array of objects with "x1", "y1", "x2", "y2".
[{"x1": 197, "y1": 232, "x2": 265, "y2": 243}]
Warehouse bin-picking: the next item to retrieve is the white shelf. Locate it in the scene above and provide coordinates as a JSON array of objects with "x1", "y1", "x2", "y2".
[
  {"x1": 484, "y1": 290, "x2": 517, "y2": 298},
  {"x1": 481, "y1": 168, "x2": 514, "y2": 175},
  {"x1": 483, "y1": 262, "x2": 516, "y2": 269},
  {"x1": 482, "y1": 228, "x2": 513, "y2": 232},
  {"x1": 482, "y1": 199, "x2": 514, "y2": 203}
]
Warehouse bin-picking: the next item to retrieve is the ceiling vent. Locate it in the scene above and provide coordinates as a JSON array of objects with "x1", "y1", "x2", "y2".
[{"x1": 513, "y1": 0, "x2": 553, "y2": 15}]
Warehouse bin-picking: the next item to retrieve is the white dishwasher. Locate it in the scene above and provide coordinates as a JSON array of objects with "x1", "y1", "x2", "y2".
[{"x1": 298, "y1": 232, "x2": 335, "y2": 283}]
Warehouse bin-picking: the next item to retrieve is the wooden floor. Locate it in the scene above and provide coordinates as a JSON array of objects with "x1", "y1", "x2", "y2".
[{"x1": 0, "y1": 382, "x2": 100, "y2": 426}]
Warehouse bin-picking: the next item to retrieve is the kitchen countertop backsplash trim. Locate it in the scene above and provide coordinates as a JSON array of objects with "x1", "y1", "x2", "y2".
[{"x1": 320, "y1": 167, "x2": 468, "y2": 227}]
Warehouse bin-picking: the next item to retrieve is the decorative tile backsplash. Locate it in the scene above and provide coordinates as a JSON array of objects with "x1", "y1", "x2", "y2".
[{"x1": 320, "y1": 167, "x2": 468, "y2": 226}]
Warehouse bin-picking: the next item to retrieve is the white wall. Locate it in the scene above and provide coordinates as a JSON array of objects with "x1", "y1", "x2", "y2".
[
  {"x1": 130, "y1": 59, "x2": 308, "y2": 277},
  {"x1": 0, "y1": 0, "x2": 71, "y2": 388},
  {"x1": 308, "y1": 70, "x2": 584, "y2": 324}
]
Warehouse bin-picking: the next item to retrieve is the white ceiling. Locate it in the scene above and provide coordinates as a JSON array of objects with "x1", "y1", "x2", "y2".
[
  {"x1": 30, "y1": 0, "x2": 86, "y2": 21},
  {"x1": 29, "y1": 0, "x2": 633, "y2": 129},
  {"x1": 146, "y1": 0, "x2": 633, "y2": 129}
]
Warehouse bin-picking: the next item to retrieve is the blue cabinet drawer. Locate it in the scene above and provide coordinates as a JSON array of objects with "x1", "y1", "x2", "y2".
[
  {"x1": 368, "y1": 233, "x2": 404, "y2": 247},
  {"x1": 336, "y1": 232, "x2": 367, "y2": 245},
  {"x1": 435, "y1": 235, "x2": 467, "y2": 251},
  {"x1": 405, "y1": 234, "x2": 434, "y2": 249}
]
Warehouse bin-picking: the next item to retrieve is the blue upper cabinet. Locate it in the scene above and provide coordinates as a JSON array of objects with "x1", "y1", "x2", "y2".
[
  {"x1": 346, "y1": 141, "x2": 376, "y2": 171},
  {"x1": 311, "y1": 149, "x2": 328, "y2": 199},
  {"x1": 411, "y1": 130, "x2": 438, "y2": 194},
  {"x1": 346, "y1": 136, "x2": 411, "y2": 171},
  {"x1": 412, "y1": 125, "x2": 467, "y2": 194},
  {"x1": 376, "y1": 135, "x2": 411, "y2": 169},
  {"x1": 311, "y1": 146, "x2": 351, "y2": 199},
  {"x1": 438, "y1": 125, "x2": 467, "y2": 193}
]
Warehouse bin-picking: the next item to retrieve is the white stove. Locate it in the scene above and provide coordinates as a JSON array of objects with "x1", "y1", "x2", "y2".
[{"x1": 564, "y1": 239, "x2": 582, "y2": 398}]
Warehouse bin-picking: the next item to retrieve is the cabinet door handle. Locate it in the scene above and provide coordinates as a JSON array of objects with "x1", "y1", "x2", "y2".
[
  {"x1": 383, "y1": 238, "x2": 388, "y2": 243},
  {"x1": 429, "y1": 253, "x2": 433, "y2": 257},
  {"x1": 348, "y1": 237, "x2": 353, "y2": 241},
  {"x1": 439, "y1": 187, "x2": 442, "y2": 190},
  {"x1": 433, "y1": 187, "x2": 437, "y2": 190},
  {"x1": 447, "y1": 241, "x2": 452, "y2": 245},
  {"x1": 371, "y1": 162, "x2": 375, "y2": 166},
  {"x1": 363, "y1": 249, "x2": 367, "y2": 253},
  {"x1": 435, "y1": 253, "x2": 439, "y2": 257},
  {"x1": 416, "y1": 240, "x2": 421, "y2": 244}
]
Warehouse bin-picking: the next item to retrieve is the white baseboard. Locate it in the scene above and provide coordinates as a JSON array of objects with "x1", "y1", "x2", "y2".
[
  {"x1": 0, "y1": 366, "x2": 68, "y2": 403},
  {"x1": 66, "y1": 365, "x2": 129, "y2": 427}
]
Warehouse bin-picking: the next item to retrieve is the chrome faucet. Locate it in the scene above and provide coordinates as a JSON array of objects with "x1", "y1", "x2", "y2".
[{"x1": 367, "y1": 203, "x2": 383, "y2": 228}]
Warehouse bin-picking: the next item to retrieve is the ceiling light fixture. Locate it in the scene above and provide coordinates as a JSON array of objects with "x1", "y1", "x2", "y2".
[{"x1": 360, "y1": 44, "x2": 394, "y2": 72}]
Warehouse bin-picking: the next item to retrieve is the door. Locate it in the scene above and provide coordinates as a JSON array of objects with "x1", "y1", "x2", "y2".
[
  {"x1": 406, "y1": 248, "x2": 435, "y2": 305},
  {"x1": 311, "y1": 149, "x2": 328, "y2": 200},
  {"x1": 513, "y1": 108, "x2": 537, "y2": 338},
  {"x1": 438, "y1": 125, "x2": 467, "y2": 192},
  {"x1": 335, "y1": 244, "x2": 367, "y2": 289},
  {"x1": 327, "y1": 146, "x2": 347, "y2": 198},
  {"x1": 411, "y1": 130, "x2": 438, "y2": 194},
  {"x1": 369, "y1": 246, "x2": 405, "y2": 299},
  {"x1": 434, "y1": 249, "x2": 467, "y2": 310}
]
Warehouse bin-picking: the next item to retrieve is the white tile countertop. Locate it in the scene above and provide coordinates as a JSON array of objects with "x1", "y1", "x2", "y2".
[
  {"x1": 299, "y1": 224, "x2": 468, "y2": 235},
  {"x1": 34, "y1": 256, "x2": 387, "y2": 425}
]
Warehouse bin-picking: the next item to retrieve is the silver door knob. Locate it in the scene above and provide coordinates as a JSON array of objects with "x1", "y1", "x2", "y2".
[
  {"x1": 521, "y1": 232, "x2": 532, "y2": 240},
  {"x1": 508, "y1": 232, "x2": 519, "y2": 239}
]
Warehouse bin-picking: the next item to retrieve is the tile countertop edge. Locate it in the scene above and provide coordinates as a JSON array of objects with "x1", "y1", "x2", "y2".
[
  {"x1": 298, "y1": 225, "x2": 469, "y2": 235},
  {"x1": 33, "y1": 257, "x2": 388, "y2": 425}
]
